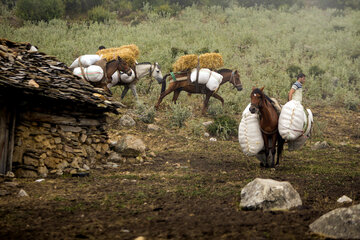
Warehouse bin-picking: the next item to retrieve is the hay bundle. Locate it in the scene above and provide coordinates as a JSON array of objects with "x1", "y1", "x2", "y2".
[
  {"x1": 172, "y1": 53, "x2": 224, "y2": 72},
  {"x1": 96, "y1": 44, "x2": 140, "y2": 65}
]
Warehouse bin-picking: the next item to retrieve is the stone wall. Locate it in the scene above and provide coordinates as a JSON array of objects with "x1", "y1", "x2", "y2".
[{"x1": 12, "y1": 114, "x2": 110, "y2": 178}]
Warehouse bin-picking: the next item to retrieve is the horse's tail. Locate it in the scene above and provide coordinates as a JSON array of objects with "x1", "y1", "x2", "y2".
[{"x1": 160, "y1": 74, "x2": 170, "y2": 93}]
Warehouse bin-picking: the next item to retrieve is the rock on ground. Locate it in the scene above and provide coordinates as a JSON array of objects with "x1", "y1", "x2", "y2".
[
  {"x1": 240, "y1": 178, "x2": 302, "y2": 211},
  {"x1": 309, "y1": 204, "x2": 360, "y2": 239},
  {"x1": 113, "y1": 135, "x2": 146, "y2": 157}
]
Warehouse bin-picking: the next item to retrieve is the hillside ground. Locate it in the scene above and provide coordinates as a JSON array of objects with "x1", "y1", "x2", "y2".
[{"x1": 0, "y1": 101, "x2": 359, "y2": 239}]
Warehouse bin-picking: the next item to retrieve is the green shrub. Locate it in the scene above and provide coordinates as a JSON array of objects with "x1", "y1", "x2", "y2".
[
  {"x1": 88, "y1": 6, "x2": 112, "y2": 23},
  {"x1": 15, "y1": 0, "x2": 64, "y2": 22},
  {"x1": 136, "y1": 102, "x2": 155, "y2": 123},
  {"x1": 169, "y1": 103, "x2": 192, "y2": 128},
  {"x1": 286, "y1": 65, "x2": 303, "y2": 79},
  {"x1": 308, "y1": 65, "x2": 325, "y2": 78},
  {"x1": 206, "y1": 115, "x2": 237, "y2": 140}
]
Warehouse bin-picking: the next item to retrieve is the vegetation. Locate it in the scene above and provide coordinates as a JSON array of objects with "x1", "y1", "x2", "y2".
[
  {"x1": 207, "y1": 115, "x2": 238, "y2": 140},
  {"x1": 0, "y1": 5, "x2": 359, "y2": 118}
]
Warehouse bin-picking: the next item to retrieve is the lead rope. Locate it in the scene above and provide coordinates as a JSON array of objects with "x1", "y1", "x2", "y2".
[
  {"x1": 195, "y1": 57, "x2": 200, "y2": 93},
  {"x1": 78, "y1": 56, "x2": 89, "y2": 84}
]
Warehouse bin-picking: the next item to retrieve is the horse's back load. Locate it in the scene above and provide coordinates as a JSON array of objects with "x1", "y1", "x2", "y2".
[
  {"x1": 190, "y1": 68, "x2": 223, "y2": 91},
  {"x1": 238, "y1": 103, "x2": 264, "y2": 156},
  {"x1": 96, "y1": 44, "x2": 139, "y2": 65},
  {"x1": 69, "y1": 55, "x2": 102, "y2": 69},
  {"x1": 73, "y1": 65, "x2": 104, "y2": 82},
  {"x1": 278, "y1": 100, "x2": 312, "y2": 141},
  {"x1": 172, "y1": 53, "x2": 224, "y2": 72}
]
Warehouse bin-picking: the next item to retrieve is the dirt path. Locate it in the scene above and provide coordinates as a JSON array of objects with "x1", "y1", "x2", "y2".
[{"x1": 0, "y1": 106, "x2": 359, "y2": 239}]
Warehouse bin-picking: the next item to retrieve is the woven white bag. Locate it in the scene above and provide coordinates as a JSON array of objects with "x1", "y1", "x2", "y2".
[
  {"x1": 73, "y1": 65, "x2": 103, "y2": 82},
  {"x1": 278, "y1": 100, "x2": 306, "y2": 141},
  {"x1": 238, "y1": 103, "x2": 264, "y2": 156},
  {"x1": 206, "y1": 72, "x2": 223, "y2": 91},
  {"x1": 69, "y1": 55, "x2": 101, "y2": 69},
  {"x1": 190, "y1": 68, "x2": 212, "y2": 84}
]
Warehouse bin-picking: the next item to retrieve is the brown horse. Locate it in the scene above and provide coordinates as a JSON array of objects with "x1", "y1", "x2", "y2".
[
  {"x1": 93, "y1": 56, "x2": 132, "y2": 93},
  {"x1": 155, "y1": 69, "x2": 242, "y2": 114},
  {"x1": 249, "y1": 87, "x2": 285, "y2": 167}
]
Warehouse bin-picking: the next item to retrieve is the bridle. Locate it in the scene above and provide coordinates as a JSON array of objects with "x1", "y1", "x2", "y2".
[{"x1": 148, "y1": 62, "x2": 158, "y2": 78}]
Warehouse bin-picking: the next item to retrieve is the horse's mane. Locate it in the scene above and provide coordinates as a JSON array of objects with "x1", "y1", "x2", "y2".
[
  {"x1": 137, "y1": 62, "x2": 152, "y2": 65},
  {"x1": 216, "y1": 69, "x2": 232, "y2": 74},
  {"x1": 252, "y1": 88, "x2": 273, "y2": 103}
]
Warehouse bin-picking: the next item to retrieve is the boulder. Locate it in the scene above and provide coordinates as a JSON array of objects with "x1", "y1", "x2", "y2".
[
  {"x1": 113, "y1": 135, "x2": 146, "y2": 157},
  {"x1": 119, "y1": 115, "x2": 136, "y2": 127},
  {"x1": 240, "y1": 178, "x2": 302, "y2": 211},
  {"x1": 309, "y1": 204, "x2": 360, "y2": 239}
]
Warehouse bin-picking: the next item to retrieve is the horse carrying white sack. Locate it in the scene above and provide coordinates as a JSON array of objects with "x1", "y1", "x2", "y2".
[{"x1": 107, "y1": 62, "x2": 163, "y2": 100}]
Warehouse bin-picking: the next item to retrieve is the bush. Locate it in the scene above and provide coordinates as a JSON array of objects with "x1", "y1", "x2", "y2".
[
  {"x1": 88, "y1": 6, "x2": 112, "y2": 23},
  {"x1": 206, "y1": 115, "x2": 237, "y2": 140},
  {"x1": 15, "y1": 0, "x2": 64, "y2": 22},
  {"x1": 136, "y1": 101, "x2": 155, "y2": 123},
  {"x1": 169, "y1": 103, "x2": 192, "y2": 128}
]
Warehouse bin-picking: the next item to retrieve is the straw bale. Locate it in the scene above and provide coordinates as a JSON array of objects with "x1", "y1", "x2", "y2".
[
  {"x1": 96, "y1": 44, "x2": 140, "y2": 65},
  {"x1": 96, "y1": 44, "x2": 140, "y2": 59},
  {"x1": 99, "y1": 48, "x2": 136, "y2": 65},
  {"x1": 172, "y1": 53, "x2": 223, "y2": 72}
]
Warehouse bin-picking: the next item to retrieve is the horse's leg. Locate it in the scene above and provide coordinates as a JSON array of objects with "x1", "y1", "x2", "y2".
[
  {"x1": 263, "y1": 134, "x2": 270, "y2": 168},
  {"x1": 211, "y1": 93, "x2": 224, "y2": 106},
  {"x1": 130, "y1": 84, "x2": 138, "y2": 100},
  {"x1": 276, "y1": 133, "x2": 285, "y2": 166},
  {"x1": 202, "y1": 93, "x2": 212, "y2": 115},
  {"x1": 172, "y1": 89, "x2": 181, "y2": 104},
  {"x1": 155, "y1": 83, "x2": 177, "y2": 109},
  {"x1": 121, "y1": 86, "x2": 129, "y2": 99},
  {"x1": 270, "y1": 134, "x2": 277, "y2": 168}
]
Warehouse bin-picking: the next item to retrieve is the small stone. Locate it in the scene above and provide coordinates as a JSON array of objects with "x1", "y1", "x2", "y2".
[
  {"x1": 202, "y1": 121, "x2": 213, "y2": 127},
  {"x1": 204, "y1": 132, "x2": 210, "y2": 137},
  {"x1": 18, "y1": 189, "x2": 29, "y2": 197},
  {"x1": 337, "y1": 195, "x2": 352, "y2": 203},
  {"x1": 210, "y1": 137, "x2": 217, "y2": 141}
]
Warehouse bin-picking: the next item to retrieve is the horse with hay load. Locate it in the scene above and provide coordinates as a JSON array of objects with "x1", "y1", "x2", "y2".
[{"x1": 156, "y1": 53, "x2": 243, "y2": 115}]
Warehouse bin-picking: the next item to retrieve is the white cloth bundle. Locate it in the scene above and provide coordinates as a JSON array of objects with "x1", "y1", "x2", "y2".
[
  {"x1": 238, "y1": 103, "x2": 264, "y2": 156},
  {"x1": 190, "y1": 68, "x2": 223, "y2": 91},
  {"x1": 73, "y1": 65, "x2": 103, "y2": 82},
  {"x1": 69, "y1": 55, "x2": 101, "y2": 69},
  {"x1": 111, "y1": 69, "x2": 135, "y2": 84},
  {"x1": 278, "y1": 100, "x2": 306, "y2": 141}
]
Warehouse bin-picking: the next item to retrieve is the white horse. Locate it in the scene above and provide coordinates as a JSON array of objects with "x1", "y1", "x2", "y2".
[{"x1": 107, "y1": 62, "x2": 163, "y2": 99}]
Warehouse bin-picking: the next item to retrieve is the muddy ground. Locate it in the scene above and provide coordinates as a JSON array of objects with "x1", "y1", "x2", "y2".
[{"x1": 0, "y1": 104, "x2": 359, "y2": 240}]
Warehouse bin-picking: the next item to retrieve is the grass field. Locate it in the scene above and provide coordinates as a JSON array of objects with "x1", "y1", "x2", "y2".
[{"x1": 1, "y1": 6, "x2": 359, "y2": 114}]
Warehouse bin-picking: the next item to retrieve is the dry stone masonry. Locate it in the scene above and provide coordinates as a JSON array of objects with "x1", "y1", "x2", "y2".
[{"x1": 0, "y1": 38, "x2": 123, "y2": 177}]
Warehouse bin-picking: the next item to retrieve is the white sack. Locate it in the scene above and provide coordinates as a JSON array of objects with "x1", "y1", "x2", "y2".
[
  {"x1": 278, "y1": 100, "x2": 306, "y2": 141},
  {"x1": 111, "y1": 69, "x2": 136, "y2": 84},
  {"x1": 239, "y1": 103, "x2": 264, "y2": 156},
  {"x1": 190, "y1": 68, "x2": 212, "y2": 84},
  {"x1": 69, "y1": 55, "x2": 101, "y2": 69},
  {"x1": 73, "y1": 65, "x2": 104, "y2": 82},
  {"x1": 206, "y1": 72, "x2": 223, "y2": 91}
]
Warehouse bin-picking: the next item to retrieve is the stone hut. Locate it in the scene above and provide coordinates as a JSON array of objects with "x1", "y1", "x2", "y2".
[{"x1": 0, "y1": 39, "x2": 121, "y2": 177}]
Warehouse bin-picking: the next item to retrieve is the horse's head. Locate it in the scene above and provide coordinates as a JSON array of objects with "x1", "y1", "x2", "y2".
[
  {"x1": 117, "y1": 56, "x2": 132, "y2": 76},
  {"x1": 151, "y1": 62, "x2": 164, "y2": 83},
  {"x1": 230, "y1": 70, "x2": 243, "y2": 91},
  {"x1": 249, "y1": 87, "x2": 265, "y2": 114}
]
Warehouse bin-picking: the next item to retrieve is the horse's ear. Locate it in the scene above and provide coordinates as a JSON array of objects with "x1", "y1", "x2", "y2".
[
  {"x1": 252, "y1": 86, "x2": 256, "y2": 91},
  {"x1": 260, "y1": 86, "x2": 265, "y2": 92}
]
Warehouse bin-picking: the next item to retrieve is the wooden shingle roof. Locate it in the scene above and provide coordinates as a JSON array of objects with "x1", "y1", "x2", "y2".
[{"x1": 0, "y1": 38, "x2": 121, "y2": 113}]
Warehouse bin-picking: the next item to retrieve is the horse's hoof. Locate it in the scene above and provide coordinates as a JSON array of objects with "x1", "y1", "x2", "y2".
[{"x1": 260, "y1": 162, "x2": 265, "y2": 167}]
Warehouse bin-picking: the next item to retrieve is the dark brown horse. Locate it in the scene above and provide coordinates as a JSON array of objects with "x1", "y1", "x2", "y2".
[
  {"x1": 249, "y1": 87, "x2": 285, "y2": 167},
  {"x1": 93, "y1": 56, "x2": 132, "y2": 93},
  {"x1": 155, "y1": 69, "x2": 242, "y2": 114}
]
